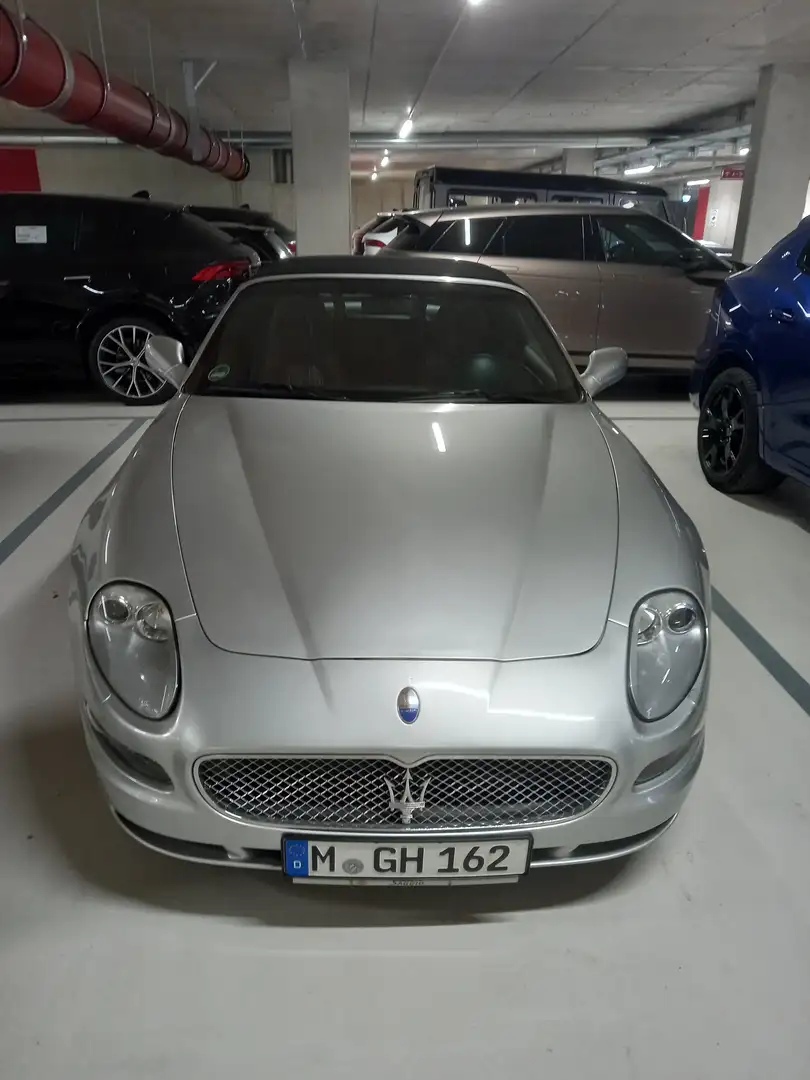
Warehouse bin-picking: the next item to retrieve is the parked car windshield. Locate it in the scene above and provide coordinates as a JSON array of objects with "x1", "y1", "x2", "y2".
[
  {"x1": 187, "y1": 277, "x2": 582, "y2": 403},
  {"x1": 595, "y1": 214, "x2": 727, "y2": 269},
  {"x1": 218, "y1": 225, "x2": 291, "y2": 262}
]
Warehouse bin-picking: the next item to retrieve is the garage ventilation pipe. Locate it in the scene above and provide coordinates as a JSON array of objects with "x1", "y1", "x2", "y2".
[{"x1": 0, "y1": 5, "x2": 250, "y2": 181}]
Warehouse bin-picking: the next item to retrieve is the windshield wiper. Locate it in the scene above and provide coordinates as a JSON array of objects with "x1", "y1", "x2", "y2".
[
  {"x1": 396, "y1": 389, "x2": 549, "y2": 403},
  {"x1": 205, "y1": 384, "x2": 349, "y2": 400}
]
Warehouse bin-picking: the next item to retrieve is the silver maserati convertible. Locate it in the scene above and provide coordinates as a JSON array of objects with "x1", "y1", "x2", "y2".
[{"x1": 69, "y1": 256, "x2": 709, "y2": 884}]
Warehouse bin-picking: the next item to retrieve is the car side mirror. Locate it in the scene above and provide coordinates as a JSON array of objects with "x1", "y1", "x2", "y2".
[
  {"x1": 677, "y1": 250, "x2": 707, "y2": 271},
  {"x1": 686, "y1": 266, "x2": 730, "y2": 287},
  {"x1": 581, "y1": 347, "x2": 628, "y2": 397},
  {"x1": 144, "y1": 335, "x2": 186, "y2": 390}
]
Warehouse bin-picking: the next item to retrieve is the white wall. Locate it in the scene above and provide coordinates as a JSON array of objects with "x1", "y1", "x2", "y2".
[
  {"x1": 34, "y1": 147, "x2": 414, "y2": 237},
  {"x1": 701, "y1": 178, "x2": 744, "y2": 249},
  {"x1": 35, "y1": 146, "x2": 299, "y2": 227},
  {"x1": 352, "y1": 177, "x2": 412, "y2": 229},
  {"x1": 36, "y1": 146, "x2": 237, "y2": 205}
]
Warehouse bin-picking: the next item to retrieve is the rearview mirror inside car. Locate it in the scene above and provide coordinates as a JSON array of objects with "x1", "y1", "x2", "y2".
[
  {"x1": 144, "y1": 335, "x2": 186, "y2": 390},
  {"x1": 581, "y1": 347, "x2": 628, "y2": 397}
]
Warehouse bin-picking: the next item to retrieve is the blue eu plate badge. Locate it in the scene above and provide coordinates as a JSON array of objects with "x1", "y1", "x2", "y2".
[{"x1": 284, "y1": 839, "x2": 309, "y2": 877}]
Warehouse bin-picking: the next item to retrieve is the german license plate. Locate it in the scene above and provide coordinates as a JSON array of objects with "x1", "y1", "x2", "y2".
[{"x1": 283, "y1": 838, "x2": 531, "y2": 883}]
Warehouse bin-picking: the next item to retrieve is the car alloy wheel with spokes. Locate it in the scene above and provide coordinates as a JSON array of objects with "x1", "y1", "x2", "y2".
[
  {"x1": 95, "y1": 324, "x2": 167, "y2": 401},
  {"x1": 696, "y1": 366, "x2": 783, "y2": 495},
  {"x1": 699, "y1": 382, "x2": 745, "y2": 478}
]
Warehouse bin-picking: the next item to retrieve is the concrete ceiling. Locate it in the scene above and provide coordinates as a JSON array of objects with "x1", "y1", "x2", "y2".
[{"x1": 2, "y1": 0, "x2": 810, "y2": 169}]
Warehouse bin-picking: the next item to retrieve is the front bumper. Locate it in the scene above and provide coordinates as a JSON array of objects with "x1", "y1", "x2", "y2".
[{"x1": 73, "y1": 615, "x2": 707, "y2": 874}]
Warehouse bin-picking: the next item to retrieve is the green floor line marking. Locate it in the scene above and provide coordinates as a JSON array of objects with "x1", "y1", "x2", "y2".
[
  {"x1": 713, "y1": 587, "x2": 810, "y2": 715},
  {"x1": 0, "y1": 419, "x2": 145, "y2": 566}
]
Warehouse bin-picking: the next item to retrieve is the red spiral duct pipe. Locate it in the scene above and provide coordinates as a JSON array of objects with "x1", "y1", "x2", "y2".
[{"x1": 0, "y1": 5, "x2": 249, "y2": 181}]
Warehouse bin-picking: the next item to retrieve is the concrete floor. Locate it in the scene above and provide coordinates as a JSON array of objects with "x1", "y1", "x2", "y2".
[{"x1": 1, "y1": 395, "x2": 809, "y2": 1079}]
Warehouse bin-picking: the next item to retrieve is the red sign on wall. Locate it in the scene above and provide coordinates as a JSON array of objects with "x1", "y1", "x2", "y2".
[
  {"x1": 0, "y1": 148, "x2": 40, "y2": 191},
  {"x1": 721, "y1": 167, "x2": 746, "y2": 180}
]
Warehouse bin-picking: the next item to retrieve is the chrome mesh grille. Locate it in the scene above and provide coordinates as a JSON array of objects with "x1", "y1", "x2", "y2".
[{"x1": 195, "y1": 756, "x2": 615, "y2": 831}]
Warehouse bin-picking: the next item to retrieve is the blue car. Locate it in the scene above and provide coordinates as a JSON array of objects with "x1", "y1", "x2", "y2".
[{"x1": 691, "y1": 218, "x2": 810, "y2": 494}]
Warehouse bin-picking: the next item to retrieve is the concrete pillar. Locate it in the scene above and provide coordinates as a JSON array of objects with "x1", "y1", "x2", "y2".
[
  {"x1": 562, "y1": 149, "x2": 595, "y2": 175},
  {"x1": 288, "y1": 60, "x2": 351, "y2": 255},
  {"x1": 734, "y1": 65, "x2": 810, "y2": 263}
]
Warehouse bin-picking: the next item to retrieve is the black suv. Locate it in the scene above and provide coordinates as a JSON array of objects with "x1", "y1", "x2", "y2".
[
  {"x1": 0, "y1": 193, "x2": 257, "y2": 404},
  {"x1": 188, "y1": 205, "x2": 296, "y2": 259}
]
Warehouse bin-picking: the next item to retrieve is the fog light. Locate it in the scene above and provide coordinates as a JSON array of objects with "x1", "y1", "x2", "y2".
[
  {"x1": 634, "y1": 732, "x2": 703, "y2": 787},
  {"x1": 88, "y1": 716, "x2": 173, "y2": 791}
]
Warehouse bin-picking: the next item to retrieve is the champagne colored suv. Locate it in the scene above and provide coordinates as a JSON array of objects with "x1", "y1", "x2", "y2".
[{"x1": 388, "y1": 205, "x2": 729, "y2": 371}]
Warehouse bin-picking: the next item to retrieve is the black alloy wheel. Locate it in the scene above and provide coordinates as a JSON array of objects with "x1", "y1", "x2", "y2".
[
  {"x1": 697, "y1": 367, "x2": 783, "y2": 494},
  {"x1": 700, "y1": 382, "x2": 745, "y2": 477}
]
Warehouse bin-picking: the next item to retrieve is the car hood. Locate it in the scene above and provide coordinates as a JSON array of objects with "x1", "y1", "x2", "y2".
[{"x1": 171, "y1": 397, "x2": 618, "y2": 661}]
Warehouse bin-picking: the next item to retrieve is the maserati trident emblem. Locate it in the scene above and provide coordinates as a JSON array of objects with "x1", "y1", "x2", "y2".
[
  {"x1": 385, "y1": 768, "x2": 430, "y2": 825},
  {"x1": 396, "y1": 686, "x2": 420, "y2": 724}
]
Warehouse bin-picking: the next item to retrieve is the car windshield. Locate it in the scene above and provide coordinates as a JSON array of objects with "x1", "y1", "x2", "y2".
[
  {"x1": 221, "y1": 225, "x2": 291, "y2": 261},
  {"x1": 597, "y1": 214, "x2": 727, "y2": 269},
  {"x1": 187, "y1": 277, "x2": 582, "y2": 403}
]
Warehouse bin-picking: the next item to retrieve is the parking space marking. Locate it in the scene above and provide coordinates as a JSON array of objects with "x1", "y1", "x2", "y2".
[
  {"x1": 0, "y1": 419, "x2": 145, "y2": 567},
  {"x1": 712, "y1": 587, "x2": 810, "y2": 716}
]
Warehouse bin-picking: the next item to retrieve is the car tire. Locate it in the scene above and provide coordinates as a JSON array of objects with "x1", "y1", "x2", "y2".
[
  {"x1": 697, "y1": 367, "x2": 784, "y2": 494},
  {"x1": 87, "y1": 316, "x2": 178, "y2": 406}
]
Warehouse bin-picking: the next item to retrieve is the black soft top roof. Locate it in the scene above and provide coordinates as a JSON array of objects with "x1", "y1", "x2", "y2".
[{"x1": 254, "y1": 254, "x2": 514, "y2": 284}]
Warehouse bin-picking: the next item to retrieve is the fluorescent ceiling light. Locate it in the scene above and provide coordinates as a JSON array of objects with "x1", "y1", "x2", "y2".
[
  {"x1": 371, "y1": 169, "x2": 378, "y2": 182},
  {"x1": 686, "y1": 178, "x2": 711, "y2": 187},
  {"x1": 468, "y1": 0, "x2": 486, "y2": 5},
  {"x1": 739, "y1": 146, "x2": 750, "y2": 156},
  {"x1": 681, "y1": 194, "x2": 692, "y2": 203},
  {"x1": 624, "y1": 164, "x2": 656, "y2": 176},
  {"x1": 381, "y1": 154, "x2": 390, "y2": 167},
  {"x1": 398, "y1": 117, "x2": 413, "y2": 140}
]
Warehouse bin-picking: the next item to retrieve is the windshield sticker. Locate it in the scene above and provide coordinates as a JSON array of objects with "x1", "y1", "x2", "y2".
[
  {"x1": 15, "y1": 225, "x2": 47, "y2": 244},
  {"x1": 208, "y1": 364, "x2": 231, "y2": 382}
]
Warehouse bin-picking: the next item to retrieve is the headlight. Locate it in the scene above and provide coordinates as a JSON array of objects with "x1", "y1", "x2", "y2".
[
  {"x1": 628, "y1": 590, "x2": 706, "y2": 722},
  {"x1": 87, "y1": 583, "x2": 179, "y2": 720}
]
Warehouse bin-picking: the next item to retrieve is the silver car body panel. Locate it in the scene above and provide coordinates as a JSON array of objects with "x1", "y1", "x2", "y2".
[
  {"x1": 171, "y1": 397, "x2": 618, "y2": 661},
  {"x1": 68, "y1": 269, "x2": 709, "y2": 873}
]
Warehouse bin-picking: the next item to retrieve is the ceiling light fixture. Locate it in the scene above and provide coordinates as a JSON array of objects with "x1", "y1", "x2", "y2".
[
  {"x1": 381, "y1": 153, "x2": 390, "y2": 167},
  {"x1": 624, "y1": 164, "x2": 656, "y2": 176},
  {"x1": 468, "y1": 0, "x2": 486, "y2": 5},
  {"x1": 739, "y1": 146, "x2": 750, "y2": 156},
  {"x1": 371, "y1": 169, "x2": 378, "y2": 182},
  {"x1": 686, "y1": 178, "x2": 711, "y2": 187},
  {"x1": 398, "y1": 117, "x2": 413, "y2": 140}
]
